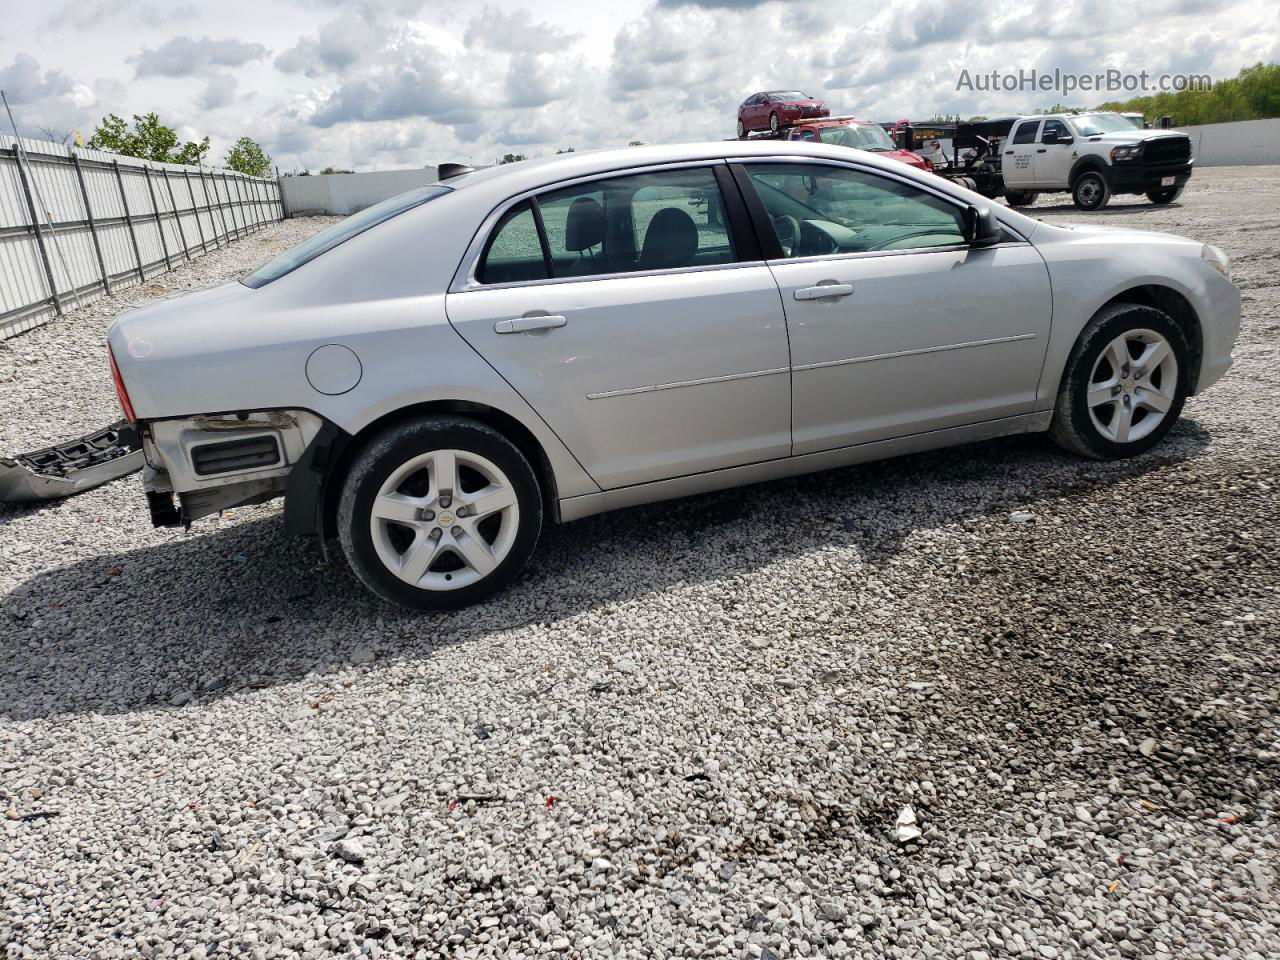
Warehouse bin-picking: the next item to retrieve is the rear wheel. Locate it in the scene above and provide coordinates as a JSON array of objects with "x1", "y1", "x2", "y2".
[
  {"x1": 338, "y1": 416, "x2": 542, "y2": 610},
  {"x1": 1146, "y1": 186, "x2": 1183, "y2": 204},
  {"x1": 1004, "y1": 190, "x2": 1039, "y2": 207},
  {"x1": 1048, "y1": 304, "x2": 1190, "y2": 460},
  {"x1": 1072, "y1": 170, "x2": 1110, "y2": 211}
]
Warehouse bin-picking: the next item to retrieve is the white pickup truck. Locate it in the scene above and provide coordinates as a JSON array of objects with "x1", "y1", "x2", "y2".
[{"x1": 1000, "y1": 112, "x2": 1194, "y2": 211}]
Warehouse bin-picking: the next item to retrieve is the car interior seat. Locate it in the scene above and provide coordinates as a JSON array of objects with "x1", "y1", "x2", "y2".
[
  {"x1": 562, "y1": 196, "x2": 606, "y2": 274},
  {"x1": 639, "y1": 208, "x2": 698, "y2": 271}
]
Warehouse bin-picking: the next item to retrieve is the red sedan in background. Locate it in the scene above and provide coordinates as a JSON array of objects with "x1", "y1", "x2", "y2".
[
  {"x1": 784, "y1": 117, "x2": 933, "y2": 172},
  {"x1": 737, "y1": 91, "x2": 829, "y2": 137}
]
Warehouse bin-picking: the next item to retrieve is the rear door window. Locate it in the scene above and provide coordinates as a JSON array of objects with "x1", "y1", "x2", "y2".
[
  {"x1": 478, "y1": 201, "x2": 549, "y2": 285},
  {"x1": 1011, "y1": 121, "x2": 1041, "y2": 145}
]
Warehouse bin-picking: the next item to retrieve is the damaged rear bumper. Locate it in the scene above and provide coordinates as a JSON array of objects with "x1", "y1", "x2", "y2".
[
  {"x1": 142, "y1": 409, "x2": 326, "y2": 527},
  {"x1": 0, "y1": 422, "x2": 144, "y2": 503}
]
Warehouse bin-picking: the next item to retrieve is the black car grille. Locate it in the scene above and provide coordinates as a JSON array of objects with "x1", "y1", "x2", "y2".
[
  {"x1": 1144, "y1": 136, "x2": 1191, "y2": 165},
  {"x1": 191, "y1": 435, "x2": 281, "y2": 476}
]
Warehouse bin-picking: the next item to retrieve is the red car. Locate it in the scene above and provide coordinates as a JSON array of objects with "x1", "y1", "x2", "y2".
[
  {"x1": 784, "y1": 117, "x2": 933, "y2": 172},
  {"x1": 737, "y1": 90, "x2": 829, "y2": 137}
]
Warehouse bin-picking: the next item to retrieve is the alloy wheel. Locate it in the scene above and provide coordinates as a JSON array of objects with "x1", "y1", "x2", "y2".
[
  {"x1": 369, "y1": 448, "x2": 520, "y2": 591},
  {"x1": 1086, "y1": 329, "x2": 1178, "y2": 443}
]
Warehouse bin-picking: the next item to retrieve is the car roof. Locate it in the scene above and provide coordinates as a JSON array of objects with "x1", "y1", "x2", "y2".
[{"x1": 446, "y1": 138, "x2": 907, "y2": 198}]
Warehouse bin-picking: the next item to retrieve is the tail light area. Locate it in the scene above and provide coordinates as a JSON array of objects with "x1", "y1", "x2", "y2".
[{"x1": 109, "y1": 345, "x2": 137, "y2": 423}]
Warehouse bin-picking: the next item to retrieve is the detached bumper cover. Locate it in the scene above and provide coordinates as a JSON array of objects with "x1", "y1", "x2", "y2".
[{"x1": 0, "y1": 422, "x2": 143, "y2": 503}]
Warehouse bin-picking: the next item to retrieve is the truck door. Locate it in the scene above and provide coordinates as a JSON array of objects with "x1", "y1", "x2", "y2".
[
  {"x1": 1034, "y1": 118, "x2": 1075, "y2": 185},
  {"x1": 1002, "y1": 119, "x2": 1041, "y2": 188}
]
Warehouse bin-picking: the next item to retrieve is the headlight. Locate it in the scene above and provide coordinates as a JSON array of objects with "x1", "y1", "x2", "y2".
[
  {"x1": 1201, "y1": 243, "x2": 1231, "y2": 280},
  {"x1": 1110, "y1": 145, "x2": 1141, "y2": 162}
]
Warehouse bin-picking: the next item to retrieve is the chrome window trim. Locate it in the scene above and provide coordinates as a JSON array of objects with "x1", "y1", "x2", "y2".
[
  {"x1": 731, "y1": 154, "x2": 1032, "y2": 245},
  {"x1": 450, "y1": 160, "x2": 747, "y2": 294}
]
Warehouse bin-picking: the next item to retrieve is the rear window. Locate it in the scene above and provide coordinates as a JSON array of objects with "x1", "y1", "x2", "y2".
[{"x1": 241, "y1": 185, "x2": 451, "y2": 288}]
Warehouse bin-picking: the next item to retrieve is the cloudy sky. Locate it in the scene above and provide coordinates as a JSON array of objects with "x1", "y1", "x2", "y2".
[{"x1": 2, "y1": 0, "x2": 1276, "y2": 172}]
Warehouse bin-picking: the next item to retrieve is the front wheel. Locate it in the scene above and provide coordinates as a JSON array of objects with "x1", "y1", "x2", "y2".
[
  {"x1": 338, "y1": 416, "x2": 542, "y2": 610},
  {"x1": 1072, "y1": 171, "x2": 1111, "y2": 211},
  {"x1": 769, "y1": 112, "x2": 780, "y2": 134},
  {"x1": 1048, "y1": 304, "x2": 1190, "y2": 460},
  {"x1": 1146, "y1": 186, "x2": 1183, "y2": 204},
  {"x1": 736, "y1": 117, "x2": 746, "y2": 139}
]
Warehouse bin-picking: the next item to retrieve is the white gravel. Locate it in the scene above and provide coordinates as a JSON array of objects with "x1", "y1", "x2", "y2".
[{"x1": 2, "y1": 169, "x2": 1278, "y2": 959}]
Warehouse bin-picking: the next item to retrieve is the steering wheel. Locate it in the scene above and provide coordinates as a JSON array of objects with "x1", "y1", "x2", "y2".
[{"x1": 772, "y1": 215, "x2": 801, "y2": 257}]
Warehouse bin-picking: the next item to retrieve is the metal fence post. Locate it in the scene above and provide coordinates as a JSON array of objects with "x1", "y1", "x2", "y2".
[
  {"x1": 142, "y1": 167, "x2": 173, "y2": 270},
  {"x1": 253, "y1": 176, "x2": 269, "y2": 226},
  {"x1": 183, "y1": 170, "x2": 208, "y2": 254},
  {"x1": 225, "y1": 173, "x2": 243, "y2": 238},
  {"x1": 162, "y1": 169, "x2": 190, "y2": 262},
  {"x1": 113, "y1": 160, "x2": 145, "y2": 281},
  {"x1": 71, "y1": 151, "x2": 111, "y2": 296},
  {"x1": 11, "y1": 144, "x2": 63, "y2": 315},
  {"x1": 210, "y1": 171, "x2": 231, "y2": 242}
]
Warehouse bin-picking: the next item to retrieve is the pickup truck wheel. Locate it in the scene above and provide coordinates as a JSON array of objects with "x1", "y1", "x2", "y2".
[
  {"x1": 1146, "y1": 186, "x2": 1183, "y2": 204},
  {"x1": 338, "y1": 416, "x2": 542, "y2": 610},
  {"x1": 1004, "y1": 190, "x2": 1038, "y2": 207},
  {"x1": 1072, "y1": 171, "x2": 1110, "y2": 211},
  {"x1": 1048, "y1": 304, "x2": 1190, "y2": 460},
  {"x1": 769, "y1": 112, "x2": 780, "y2": 134}
]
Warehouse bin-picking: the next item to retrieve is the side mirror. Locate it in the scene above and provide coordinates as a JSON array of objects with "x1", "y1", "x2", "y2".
[{"x1": 963, "y1": 205, "x2": 1002, "y2": 247}]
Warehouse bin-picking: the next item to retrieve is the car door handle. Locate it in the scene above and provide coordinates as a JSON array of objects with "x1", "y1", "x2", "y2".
[
  {"x1": 494, "y1": 314, "x2": 567, "y2": 334},
  {"x1": 794, "y1": 283, "x2": 853, "y2": 301},
  {"x1": 1036, "y1": 148, "x2": 1047, "y2": 153},
  {"x1": 1004, "y1": 150, "x2": 1014, "y2": 155}
]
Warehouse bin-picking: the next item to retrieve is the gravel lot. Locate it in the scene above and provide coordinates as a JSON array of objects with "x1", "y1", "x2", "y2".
[{"x1": 2, "y1": 167, "x2": 1277, "y2": 960}]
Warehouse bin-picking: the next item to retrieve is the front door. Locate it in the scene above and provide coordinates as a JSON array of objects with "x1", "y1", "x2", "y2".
[
  {"x1": 1034, "y1": 118, "x2": 1076, "y2": 185},
  {"x1": 737, "y1": 161, "x2": 1053, "y2": 454},
  {"x1": 446, "y1": 164, "x2": 792, "y2": 490}
]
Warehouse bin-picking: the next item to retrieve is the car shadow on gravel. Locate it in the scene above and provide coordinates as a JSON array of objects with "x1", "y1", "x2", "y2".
[{"x1": 0, "y1": 420, "x2": 1210, "y2": 721}]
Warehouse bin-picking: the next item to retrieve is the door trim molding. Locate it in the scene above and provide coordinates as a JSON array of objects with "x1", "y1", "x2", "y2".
[
  {"x1": 793, "y1": 332, "x2": 1038, "y2": 373},
  {"x1": 586, "y1": 365, "x2": 789, "y2": 400}
]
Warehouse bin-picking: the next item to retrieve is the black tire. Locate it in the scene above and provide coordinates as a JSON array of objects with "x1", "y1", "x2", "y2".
[
  {"x1": 769, "y1": 112, "x2": 780, "y2": 134},
  {"x1": 1072, "y1": 170, "x2": 1111, "y2": 211},
  {"x1": 1004, "y1": 190, "x2": 1038, "y2": 207},
  {"x1": 338, "y1": 416, "x2": 542, "y2": 610},
  {"x1": 1146, "y1": 186, "x2": 1183, "y2": 204},
  {"x1": 736, "y1": 118, "x2": 746, "y2": 139},
  {"x1": 1048, "y1": 303, "x2": 1191, "y2": 460}
]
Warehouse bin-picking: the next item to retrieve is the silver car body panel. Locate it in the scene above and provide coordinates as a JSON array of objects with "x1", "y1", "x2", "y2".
[{"x1": 105, "y1": 139, "x2": 1240, "y2": 523}]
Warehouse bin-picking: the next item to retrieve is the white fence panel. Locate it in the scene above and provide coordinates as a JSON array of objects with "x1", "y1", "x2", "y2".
[{"x1": 0, "y1": 135, "x2": 284, "y2": 340}]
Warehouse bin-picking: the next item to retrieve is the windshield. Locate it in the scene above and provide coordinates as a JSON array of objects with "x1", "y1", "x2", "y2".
[
  {"x1": 769, "y1": 91, "x2": 810, "y2": 101},
  {"x1": 242, "y1": 185, "x2": 451, "y2": 288},
  {"x1": 1068, "y1": 113, "x2": 1142, "y2": 137},
  {"x1": 820, "y1": 123, "x2": 897, "y2": 151}
]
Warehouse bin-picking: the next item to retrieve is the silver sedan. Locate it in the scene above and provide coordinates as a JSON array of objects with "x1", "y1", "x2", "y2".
[{"x1": 108, "y1": 140, "x2": 1240, "y2": 608}]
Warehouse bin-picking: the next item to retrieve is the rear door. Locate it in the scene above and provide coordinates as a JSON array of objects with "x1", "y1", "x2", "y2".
[
  {"x1": 1002, "y1": 119, "x2": 1041, "y2": 188},
  {"x1": 446, "y1": 164, "x2": 793, "y2": 490}
]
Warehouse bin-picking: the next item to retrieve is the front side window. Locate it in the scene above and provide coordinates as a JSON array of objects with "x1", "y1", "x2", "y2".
[
  {"x1": 477, "y1": 167, "x2": 736, "y2": 283},
  {"x1": 242, "y1": 185, "x2": 450, "y2": 288},
  {"x1": 744, "y1": 163, "x2": 966, "y2": 257},
  {"x1": 1011, "y1": 121, "x2": 1040, "y2": 145},
  {"x1": 1041, "y1": 119, "x2": 1071, "y2": 142}
]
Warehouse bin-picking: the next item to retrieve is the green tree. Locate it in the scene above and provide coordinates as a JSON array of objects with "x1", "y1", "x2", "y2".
[
  {"x1": 556, "y1": 147, "x2": 575, "y2": 154},
  {"x1": 225, "y1": 136, "x2": 272, "y2": 177},
  {"x1": 498, "y1": 153, "x2": 527, "y2": 164},
  {"x1": 319, "y1": 166, "x2": 354, "y2": 175},
  {"x1": 1097, "y1": 61, "x2": 1280, "y2": 125},
  {"x1": 87, "y1": 113, "x2": 210, "y2": 164}
]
